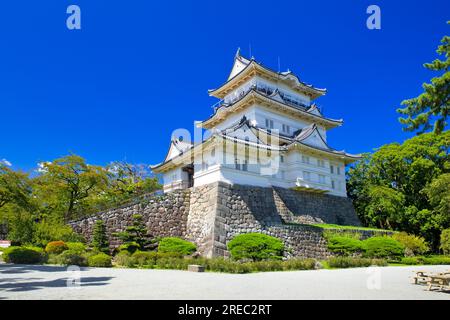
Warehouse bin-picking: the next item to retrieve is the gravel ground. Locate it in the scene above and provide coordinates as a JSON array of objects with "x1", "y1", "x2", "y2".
[{"x1": 0, "y1": 264, "x2": 449, "y2": 300}]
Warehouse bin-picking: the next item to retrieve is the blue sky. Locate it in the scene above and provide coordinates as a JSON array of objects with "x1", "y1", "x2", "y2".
[{"x1": 0, "y1": 0, "x2": 448, "y2": 172}]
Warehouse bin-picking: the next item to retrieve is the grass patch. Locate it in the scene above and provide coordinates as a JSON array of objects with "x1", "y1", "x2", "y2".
[{"x1": 311, "y1": 223, "x2": 391, "y2": 232}]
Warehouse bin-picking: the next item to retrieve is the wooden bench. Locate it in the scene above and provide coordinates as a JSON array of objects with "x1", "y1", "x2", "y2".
[
  {"x1": 426, "y1": 274, "x2": 450, "y2": 291},
  {"x1": 412, "y1": 271, "x2": 431, "y2": 285}
]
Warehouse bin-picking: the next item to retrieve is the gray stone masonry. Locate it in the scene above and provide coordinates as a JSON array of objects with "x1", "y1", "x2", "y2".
[{"x1": 69, "y1": 182, "x2": 388, "y2": 259}]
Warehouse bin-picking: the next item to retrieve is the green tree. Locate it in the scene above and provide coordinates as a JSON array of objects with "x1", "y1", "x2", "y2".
[
  {"x1": 91, "y1": 220, "x2": 109, "y2": 253},
  {"x1": 34, "y1": 154, "x2": 109, "y2": 222},
  {"x1": 347, "y1": 131, "x2": 449, "y2": 248},
  {"x1": 397, "y1": 22, "x2": 449, "y2": 134},
  {"x1": 0, "y1": 164, "x2": 32, "y2": 210},
  {"x1": 106, "y1": 161, "x2": 161, "y2": 205},
  {"x1": 114, "y1": 214, "x2": 156, "y2": 253}
]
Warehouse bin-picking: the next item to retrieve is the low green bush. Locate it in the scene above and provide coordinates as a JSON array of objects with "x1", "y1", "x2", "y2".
[
  {"x1": 400, "y1": 255, "x2": 450, "y2": 265},
  {"x1": 87, "y1": 253, "x2": 112, "y2": 267},
  {"x1": 326, "y1": 236, "x2": 365, "y2": 256},
  {"x1": 65, "y1": 242, "x2": 86, "y2": 254},
  {"x1": 227, "y1": 233, "x2": 284, "y2": 261},
  {"x1": 327, "y1": 257, "x2": 387, "y2": 268},
  {"x1": 363, "y1": 237, "x2": 404, "y2": 259},
  {"x1": 113, "y1": 251, "x2": 135, "y2": 267},
  {"x1": 132, "y1": 250, "x2": 158, "y2": 267},
  {"x1": 48, "y1": 250, "x2": 88, "y2": 266},
  {"x1": 118, "y1": 242, "x2": 140, "y2": 254},
  {"x1": 392, "y1": 232, "x2": 429, "y2": 256},
  {"x1": 45, "y1": 241, "x2": 68, "y2": 254},
  {"x1": 2, "y1": 246, "x2": 46, "y2": 264},
  {"x1": 158, "y1": 237, "x2": 197, "y2": 256},
  {"x1": 281, "y1": 258, "x2": 317, "y2": 271}
]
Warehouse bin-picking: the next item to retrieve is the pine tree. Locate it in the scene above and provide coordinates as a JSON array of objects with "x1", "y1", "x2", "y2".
[
  {"x1": 91, "y1": 219, "x2": 109, "y2": 253},
  {"x1": 114, "y1": 214, "x2": 156, "y2": 252}
]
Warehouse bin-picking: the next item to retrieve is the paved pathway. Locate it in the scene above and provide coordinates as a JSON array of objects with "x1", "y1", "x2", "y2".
[{"x1": 0, "y1": 264, "x2": 449, "y2": 300}]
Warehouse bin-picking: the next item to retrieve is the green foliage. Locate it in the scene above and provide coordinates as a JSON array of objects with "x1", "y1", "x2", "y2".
[
  {"x1": 45, "y1": 241, "x2": 68, "y2": 254},
  {"x1": 0, "y1": 163, "x2": 33, "y2": 210},
  {"x1": 397, "y1": 22, "x2": 450, "y2": 134},
  {"x1": 327, "y1": 257, "x2": 387, "y2": 268},
  {"x1": 48, "y1": 250, "x2": 88, "y2": 266},
  {"x1": 440, "y1": 229, "x2": 450, "y2": 255},
  {"x1": 326, "y1": 236, "x2": 365, "y2": 256},
  {"x1": 91, "y1": 220, "x2": 109, "y2": 253},
  {"x1": 32, "y1": 220, "x2": 84, "y2": 248},
  {"x1": 347, "y1": 132, "x2": 450, "y2": 249},
  {"x1": 6, "y1": 211, "x2": 35, "y2": 245},
  {"x1": 65, "y1": 242, "x2": 86, "y2": 254},
  {"x1": 114, "y1": 215, "x2": 156, "y2": 253},
  {"x1": 158, "y1": 237, "x2": 196, "y2": 256},
  {"x1": 131, "y1": 250, "x2": 158, "y2": 267},
  {"x1": 227, "y1": 233, "x2": 285, "y2": 261},
  {"x1": 363, "y1": 237, "x2": 404, "y2": 259},
  {"x1": 400, "y1": 255, "x2": 450, "y2": 265},
  {"x1": 391, "y1": 232, "x2": 429, "y2": 256},
  {"x1": 87, "y1": 253, "x2": 112, "y2": 267},
  {"x1": 2, "y1": 246, "x2": 46, "y2": 264}
]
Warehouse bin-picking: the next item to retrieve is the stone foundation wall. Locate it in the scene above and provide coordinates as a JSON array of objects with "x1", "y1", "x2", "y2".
[
  {"x1": 69, "y1": 190, "x2": 190, "y2": 250},
  {"x1": 69, "y1": 182, "x2": 369, "y2": 259}
]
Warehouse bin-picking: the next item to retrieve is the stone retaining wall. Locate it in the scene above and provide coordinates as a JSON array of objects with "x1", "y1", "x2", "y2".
[{"x1": 69, "y1": 181, "x2": 374, "y2": 259}]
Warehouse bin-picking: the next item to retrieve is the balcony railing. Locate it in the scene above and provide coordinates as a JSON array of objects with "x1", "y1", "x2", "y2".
[{"x1": 211, "y1": 84, "x2": 312, "y2": 111}]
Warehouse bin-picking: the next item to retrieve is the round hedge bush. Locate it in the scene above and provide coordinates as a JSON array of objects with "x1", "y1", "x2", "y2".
[
  {"x1": 87, "y1": 253, "x2": 112, "y2": 267},
  {"x1": 363, "y1": 236, "x2": 404, "y2": 259},
  {"x1": 227, "y1": 233, "x2": 285, "y2": 261},
  {"x1": 45, "y1": 241, "x2": 68, "y2": 254},
  {"x1": 2, "y1": 246, "x2": 46, "y2": 264},
  {"x1": 65, "y1": 242, "x2": 86, "y2": 254},
  {"x1": 326, "y1": 236, "x2": 365, "y2": 256},
  {"x1": 158, "y1": 237, "x2": 197, "y2": 256}
]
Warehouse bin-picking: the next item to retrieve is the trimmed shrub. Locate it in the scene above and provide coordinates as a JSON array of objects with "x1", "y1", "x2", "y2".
[
  {"x1": 66, "y1": 242, "x2": 86, "y2": 254},
  {"x1": 327, "y1": 257, "x2": 387, "y2": 268},
  {"x1": 440, "y1": 229, "x2": 450, "y2": 255},
  {"x1": 118, "y1": 241, "x2": 141, "y2": 254},
  {"x1": 392, "y1": 232, "x2": 429, "y2": 256},
  {"x1": 227, "y1": 233, "x2": 284, "y2": 261},
  {"x1": 91, "y1": 220, "x2": 109, "y2": 253},
  {"x1": 113, "y1": 251, "x2": 135, "y2": 268},
  {"x1": 87, "y1": 253, "x2": 112, "y2": 267},
  {"x1": 132, "y1": 250, "x2": 158, "y2": 267},
  {"x1": 400, "y1": 255, "x2": 450, "y2": 265},
  {"x1": 45, "y1": 241, "x2": 68, "y2": 254},
  {"x1": 2, "y1": 246, "x2": 46, "y2": 264},
  {"x1": 158, "y1": 237, "x2": 197, "y2": 256},
  {"x1": 363, "y1": 237, "x2": 404, "y2": 259},
  {"x1": 326, "y1": 236, "x2": 365, "y2": 256},
  {"x1": 49, "y1": 250, "x2": 88, "y2": 266}
]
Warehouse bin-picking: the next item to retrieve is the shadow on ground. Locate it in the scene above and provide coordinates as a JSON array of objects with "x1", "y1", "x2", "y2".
[{"x1": 0, "y1": 264, "x2": 113, "y2": 292}]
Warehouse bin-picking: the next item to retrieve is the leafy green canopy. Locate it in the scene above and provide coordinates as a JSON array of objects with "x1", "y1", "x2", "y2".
[
  {"x1": 397, "y1": 22, "x2": 449, "y2": 134},
  {"x1": 347, "y1": 131, "x2": 450, "y2": 248}
]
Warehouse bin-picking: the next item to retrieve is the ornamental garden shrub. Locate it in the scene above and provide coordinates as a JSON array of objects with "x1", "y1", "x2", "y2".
[
  {"x1": 48, "y1": 250, "x2": 88, "y2": 266},
  {"x1": 363, "y1": 236, "x2": 404, "y2": 259},
  {"x1": 326, "y1": 236, "x2": 365, "y2": 256},
  {"x1": 66, "y1": 242, "x2": 86, "y2": 254},
  {"x1": 440, "y1": 229, "x2": 450, "y2": 255},
  {"x1": 87, "y1": 252, "x2": 112, "y2": 267},
  {"x1": 2, "y1": 246, "x2": 46, "y2": 264},
  {"x1": 158, "y1": 237, "x2": 197, "y2": 256},
  {"x1": 227, "y1": 233, "x2": 285, "y2": 261},
  {"x1": 45, "y1": 241, "x2": 68, "y2": 254},
  {"x1": 327, "y1": 257, "x2": 387, "y2": 268},
  {"x1": 91, "y1": 220, "x2": 109, "y2": 253},
  {"x1": 392, "y1": 232, "x2": 429, "y2": 256},
  {"x1": 132, "y1": 250, "x2": 158, "y2": 267},
  {"x1": 114, "y1": 214, "x2": 157, "y2": 253}
]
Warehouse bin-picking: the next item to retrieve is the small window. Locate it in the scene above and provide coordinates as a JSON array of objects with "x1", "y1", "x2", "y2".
[
  {"x1": 318, "y1": 159, "x2": 325, "y2": 167},
  {"x1": 331, "y1": 180, "x2": 335, "y2": 189},
  {"x1": 242, "y1": 159, "x2": 248, "y2": 172},
  {"x1": 280, "y1": 155, "x2": 284, "y2": 163},
  {"x1": 303, "y1": 171, "x2": 310, "y2": 181},
  {"x1": 337, "y1": 167, "x2": 341, "y2": 175},
  {"x1": 302, "y1": 155, "x2": 310, "y2": 164},
  {"x1": 282, "y1": 124, "x2": 290, "y2": 134},
  {"x1": 319, "y1": 174, "x2": 325, "y2": 184},
  {"x1": 265, "y1": 119, "x2": 274, "y2": 129},
  {"x1": 330, "y1": 165, "x2": 334, "y2": 174}
]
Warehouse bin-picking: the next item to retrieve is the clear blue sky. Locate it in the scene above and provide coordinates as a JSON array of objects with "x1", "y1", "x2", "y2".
[{"x1": 0, "y1": 0, "x2": 448, "y2": 172}]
